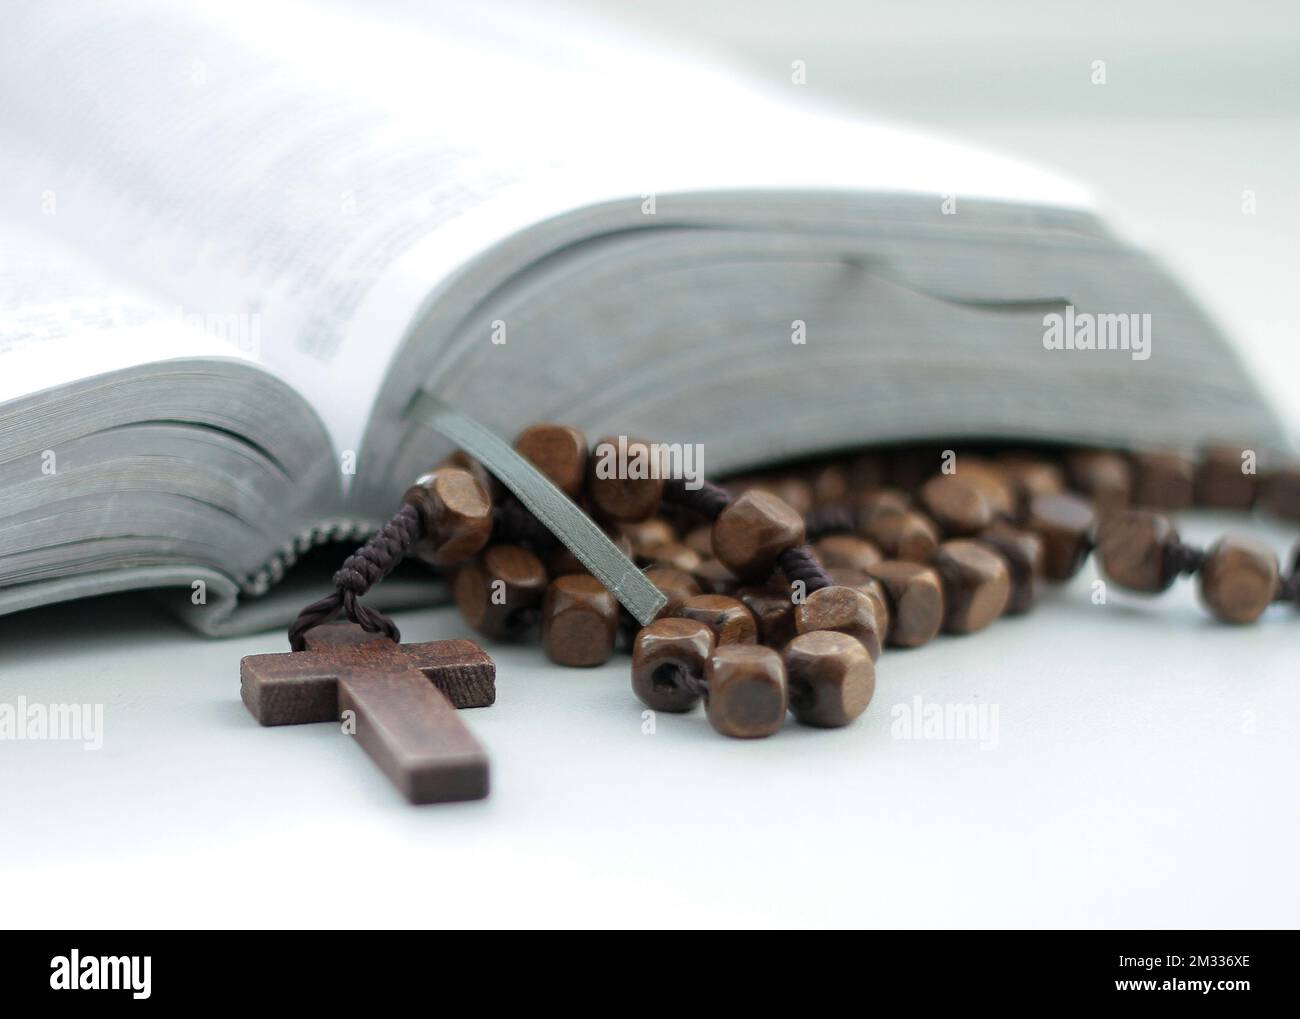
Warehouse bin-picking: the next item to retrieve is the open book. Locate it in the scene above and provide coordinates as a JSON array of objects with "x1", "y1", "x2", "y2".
[{"x1": 0, "y1": 0, "x2": 1286, "y2": 635}]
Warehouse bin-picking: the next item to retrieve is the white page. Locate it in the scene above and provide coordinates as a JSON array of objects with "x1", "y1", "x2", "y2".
[{"x1": 0, "y1": 0, "x2": 1092, "y2": 459}]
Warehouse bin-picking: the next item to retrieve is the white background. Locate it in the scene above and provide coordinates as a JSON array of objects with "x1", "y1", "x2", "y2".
[{"x1": 3, "y1": 0, "x2": 1299, "y2": 928}]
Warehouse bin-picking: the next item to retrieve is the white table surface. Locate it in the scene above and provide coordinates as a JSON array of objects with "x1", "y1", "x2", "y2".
[{"x1": 4, "y1": 1, "x2": 1300, "y2": 929}]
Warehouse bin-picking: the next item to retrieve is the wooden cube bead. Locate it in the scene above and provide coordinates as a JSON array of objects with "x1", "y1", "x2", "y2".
[
  {"x1": 514, "y1": 423, "x2": 588, "y2": 498},
  {"x1": 692, "y1": 558, "x2": 740, "y2": 595},
  {"x1": 855, "y1": 488, "x2": 911, "y2": 525},
  {"x1": 1199, "y1": 535, "x2": 1279, "y2": 624},
  {"x1": 440, "y1": 449, "x2": 503, "y2": 502},
  {"x1": 1064, "y1": 449, "x2": 1132, "y2": 515},
  {"x1": 1196, "y1": 446, "x2": 1258, "y2": 510},
  {"x1": 814, "y1": 534, "x2": 882, "y2": 573},
  {"x1": 631, "y1": 618, "x2": 715, "y2": 713},
  {"x1": 736, "y1": 586, "x2": 797, "y2": 648},
  {"x1": 807, "y1": 462, "x2": 851, "y2": 507},
  {"x1": 997, "y1": 455, "x2": 1065, "y2": 512},
  {"x1": 683, "y1": 524, "x2": 715, "y2": 556},
  {"x1": 1095, "y1": 509, "x2": 1181, "y2": 594},
  {"x1": 643, "y1": 565, "x2": 701, "y2": 618},
  {"x1": 929, "y1": 539, "x2": 1011, "y2": 634},
  {"x1": 976, "y1": 521, "x2": 1044, "y2": 615},
  {"x1": 1025, "y1": 492, "x2": 1097, "y2": 582},
  {"x1": 704, "y1": 645, "x2": 788, "y2": 739},
  {"x1": 453, "y1": 544, "x2": 548, "y2": 638},
  {"x1": 676, "y1": 594, "x2": 758, "y2": 645},
  {"x1": 711, "y1": 490, "x2": 806, "y2": 581},
  {"x1": 862, "y1": 509, "x2": 940, "y2": 562},
  {"x1": 864, "y1": 561, "x2": 944, "y2": 647},
  {"x1": 623, "y1": 518, "x2": 677, "y2": 559},
  {"x1": 1260, "y1": 466, "x2": 1300, "y2": 521},
  {"x1": 541, "y1": 574, "x2": 619, "y2": 666},
  {"x1": 918, "y1": 474, "x2": 995, "y2": 536},
  {"x1": 753, "y1": 477, "x2": 815, "y2": 516},
  {"x1": 825, "y1": 568, "x2": 892, "y2": 641},
  {"x1": 1131, "y1": 451, "x2": 1195, "y2": 511},
  {"x1": 644, "y1": 541, "x2": 703, "y2": 574},
  {"x1": 959, "y1": 460, "x2": 1017, "y2": 517},
  {"x1": 403, "y1": 467, "x2": 493, "y2": 567},
  {"x1": 587, "y1": 436, "x2": 666, "y2": 521},
  {"x1": 783, "y1": 630, "x2": 876, "y2": 728},
  {"x1": 794, "y1": 585, "x2": 882, "y2": 661}
]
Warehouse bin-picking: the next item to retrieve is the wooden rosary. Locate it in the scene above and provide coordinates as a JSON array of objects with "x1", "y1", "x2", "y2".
[{"x1": 245, "y1": 423, "x2": 1299, "y2": 801}]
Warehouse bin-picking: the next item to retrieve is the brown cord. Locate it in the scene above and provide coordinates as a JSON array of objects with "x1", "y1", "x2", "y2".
[
  {"x1": 804, "y1": 504, "x2": 856, "y2": 539},
  {"x1": 778, "y1": 544, "x2": 835, "y2": 593},
  {"x1": 287, "y1": 503, "x2": 422, "y2": 651},
  {"x1": 1166, "y1": 541, "x2": 1207, "y2": 577},
  {"x1": 662, "y1": 478, "x2": 731, "y2": 521},
  {"x1": 493, "y1": 495, "x2": 558, "y2": 550}
]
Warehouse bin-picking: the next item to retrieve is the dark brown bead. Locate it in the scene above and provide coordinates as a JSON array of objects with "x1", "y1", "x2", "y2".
[
  {"x1": 959, "y1": 460, "x2": 1016, "y2": 517},
  {"x1": 794, "y1": 585, "x2": 883, "y2": 661},
  {"x1": 918, "y1": 474, "x2": 994, "y2": 536},
  {"x1": 825, "y1": 568, "x2": 892, "y2": 640},
  {"x1": 808, "y1": 462, "x2": 850, "y2": 507},
  {"x1": 586, "y1": 436, "x2": 666, "y2": 521},
  {"x1": 864, "y1": 561, "x2": 944, "y2": 647},
  {"x1": 711, "y1": 489, "x2": 806, "y2": 581},
  {"x1": 683, "y1": 525, "x2": 715, "y2": 556},
  {"x1": 1025, "y1": 492, "x2": 1097, "y2": 581},
  {"x1": 1131, "y1": 451, "x2": 1195, "y2": 511},
  {"x1": 1199, "y1": 535, "x2": 1278, "y2": 624},
  {"x1": 453, "y1": 544, "x2": 548, "y2": 638},
  {"x1": 704, "y1": 645, "x2": 788, "y2": 738},
  {"x1": 1096, "y1": 510, "x2": 1181, "y2": 594},
  {"x1": 929, "y1": 540, "x2": 1011, "y2": 634},
  {"x1": 514, "y1": 423, "x2": 588, "y2": 499},
  {"x1": 623, "y1": 518, "x2": 676, "y2": 559},
  {"x1": 783, "y1": 630, "x2": 876, "y2": 728},
  {"x1": 643, "y1": 566, "x2": 701, "y2": 618},
  {"x1": 692, "y1": 557, "x2": 740, "y2": 595},
  {"x1": 677, "y1": 594, "x2": 758, "y2": 645},
  {"x1": 997, "y1": 455, "x2": 1065, "y2": 512},
  {"x1": 545, "y1": 529, "x2": 633, "y2": 578},
  {"x1": 403, "y1": 467, "x2": 494, "y2": 567},
  {"x1": 814, "y1": 534, "x2": 882, "y2": 573},
  {"x1": 440, "y1": 449, "x2": 503, "y2": 502},
  {"x1": 631, "y1": 618, "x2": 715, "y2": 713},
  {"x1": 1065, "y1": 449, "x2": 1132, "y2": 515},
  {"x1": 846, "y1": 453, "x2": 887, "y2": 492},
  {"x1": 754, "y1": 477, "x2": 815, "y2": 517},
  {"x1": 976, "y1": 521, "x2": 1044, "y2": 615},
  {"x1": 863, "y1": 508, "x2": 940, "y2": 562},
  {"x1": 541, "y1": 574, "x2": 619, "y2": 666},
  {"x1": 855, "y1": 488, "x2": 911, "y2": 525},
  {"x1": 1260, "y1": 466, "x2": 1300, "y2": 521},
  {"x1": 1196, "y1": 446, "x2": 1258, "y2": 510},
  {"x1": 644, "y1": 541, "x2": 702, "y2": 574},
  {"x1": 736, "y1": 587, "x2": 797, "y2": 648}
]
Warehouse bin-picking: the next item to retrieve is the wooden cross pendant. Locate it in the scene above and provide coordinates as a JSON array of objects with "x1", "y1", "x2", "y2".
[{"x1": 240, "y1": 623, "x2": 494, "y2": 804}]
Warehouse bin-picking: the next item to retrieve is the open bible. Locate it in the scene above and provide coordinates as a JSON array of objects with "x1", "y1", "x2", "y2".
[{"x1": 0, "y1": 0, "x2": 1287, "y2": 635}]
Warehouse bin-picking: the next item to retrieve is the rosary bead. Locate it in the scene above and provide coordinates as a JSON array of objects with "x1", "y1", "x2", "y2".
[
  {"x1": 929, "y1": 540, "x2": 1011, "y2": 634},
  {"x1": 736, "y1": 586, "x2": 797, "y2": 648},
  {"x1": 541, "y1": 574, "x2": 619, "y2": 666},
  {"x1": 1199, "y1": 535, "x2": 1279, "y2": 624},
  {"x1": 631, "y1": 618, "x2": 714, "y2": 712},
  {"x1": 704, "y1": 645, "x2": 788, "y2": 738},
  {"x1": 677, "y1": 593, "x2": 758, "y2": 645},
  {"x1": 586, "y1": 436, "x2": 666, "y2": 521},
  {"x1": 856, "y1": 488, "x2": 911, "y2": 525},
  {"x1": 997, "y1": 455, "x2": 1065, "y2": 512},
  {"x1": 783, "y1": 630, "x2": 876, "y2": 728},
  {"x1": 692, "y1": 557, "x2": 740, "y2": 595},
  {"x1": 808, "y1": 462, "x2": 850, "y2": 507},
  {"x1": 864, "y1": 561, "x2": 945, "y2": 647},
  {"x1": 862, "y1": 509, "x2": 940, "y2": 562},
  {"x1": 441, "y1": 449, "x2": 503, "y2": 502},
  {"x1": 1095, "y1": 510, "x2": 1181, "y2": 594},
  {"x1": 814, "y1": 534, "x2": 882, "y2": 573},
  {"x1": 918, "y1": 474, "x2": 995, "y2": 536},
  {"x1": 1064, "y1": 449, "x2": 1132, "y2": 516},
  {"x1": 756, "y1": 477, "x2": 815, "y2": 517},
  {"x1": 826, "y1": 568, "x2": 892, "y2": 639},
  {"x1": 684, "y1": 524, "x2": 716, "y2": 556},
  {"x1": 1025, "y1": 492, "x2": 1097, "y2": 581},
  {"x1": 643, "y1": 565, "x2": 701, "y2": 617},
  {"x1": 644, "y1": 541, "x2": 703, "y2": 574},
  {"x1": 623, "y1": 518, "x2": 677, "y2": 559},
  {"x1": 453, "y1": 544, "x2": 548, "y2": 638},
  {"x1": 1196, "y1": 446, "x2": 1258, "y2": 510},
  {"x1": 1261, "y1": 466, "x2": 1300, "y2": 521},
  {"x1": 794, "y1": 585, "x2": 883, "y2": 661},
  {"x1": 514, "y1": 423, "x2": 588, "y2": 499},
  {"x1": 976, "y1": 521, "x2": 1044, "y2": 615},
  {"x1": 1131, "y1": 451, "x2": 1195, "y2": 511},
  {"x1": 403, "y1": 467, "x2": 494, "y2": 566},
  {"x1": 711, "y1": 490, "x2": 806, "y2": 581},
  {"x1": 959, "y1": 460, "x2": 1017, "y2": 518}
]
